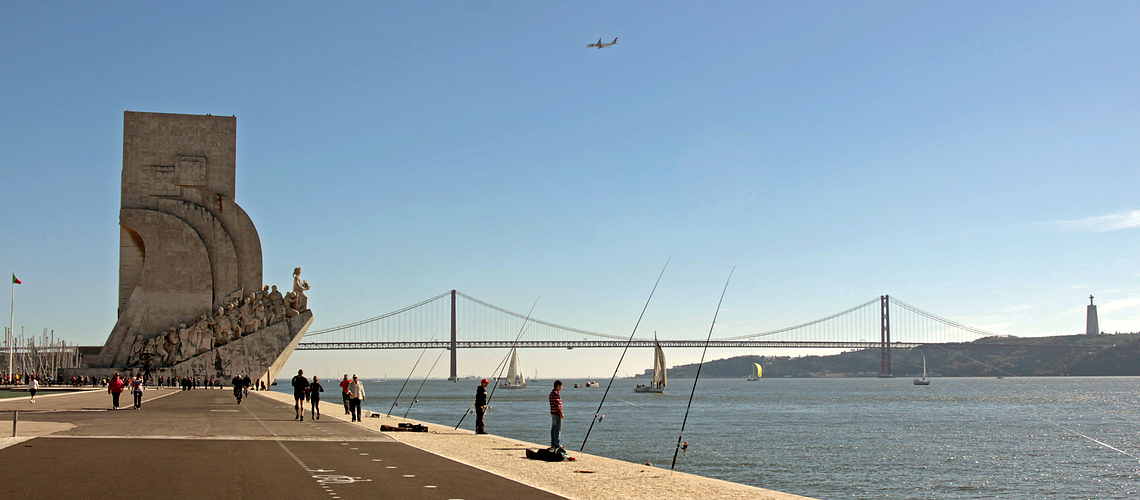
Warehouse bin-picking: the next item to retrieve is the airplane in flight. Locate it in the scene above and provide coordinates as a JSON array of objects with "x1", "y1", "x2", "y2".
[{"x1": 587, "y1": 37, "x2": 618, "y2": 49}]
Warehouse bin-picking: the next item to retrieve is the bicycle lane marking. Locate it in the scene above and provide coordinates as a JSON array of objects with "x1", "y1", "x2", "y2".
[{"x1": 244, "y1": 393, "x2": 372, "y2": 499}]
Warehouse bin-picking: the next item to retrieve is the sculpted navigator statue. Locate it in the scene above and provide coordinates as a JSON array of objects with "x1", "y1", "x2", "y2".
[{"x1": 292, "y1": 267, "x2": 310, "y2": 312}]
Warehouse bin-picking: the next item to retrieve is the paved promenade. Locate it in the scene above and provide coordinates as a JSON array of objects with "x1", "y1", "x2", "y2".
[{"x1": 0, "y1": 388, "x2": 565, "y2": 500}]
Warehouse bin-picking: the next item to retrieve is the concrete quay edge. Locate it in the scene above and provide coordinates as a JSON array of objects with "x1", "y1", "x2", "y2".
[{"x1": 254, "y1": 390, "x2": 815, "y2": 500}]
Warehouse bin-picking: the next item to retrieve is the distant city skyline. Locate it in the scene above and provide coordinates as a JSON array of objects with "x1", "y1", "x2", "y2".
[{"x1": 2, "y1": 2, "x2": 1139, "y2": 378}]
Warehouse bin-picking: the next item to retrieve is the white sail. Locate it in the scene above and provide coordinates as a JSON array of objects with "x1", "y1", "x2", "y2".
[
  {"x1": 652, "y1": 338, "x2": 667, "y2": 388},
  {"x1": 505, "y1": 348, "x2": 525, "y2": 386}
]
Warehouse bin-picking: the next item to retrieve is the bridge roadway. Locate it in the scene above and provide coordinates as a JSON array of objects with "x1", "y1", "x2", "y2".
[
  {"x1": 0, "y1": 388, "x2": 564, "y2": 500},
  {"x1": 297, "y1": 340, "x2": 1082, "y2": 351}
]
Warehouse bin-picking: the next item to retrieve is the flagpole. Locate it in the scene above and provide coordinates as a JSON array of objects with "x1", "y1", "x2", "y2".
[{"x1": 9, "y1": 278, "x2": 14, "y2": 378}]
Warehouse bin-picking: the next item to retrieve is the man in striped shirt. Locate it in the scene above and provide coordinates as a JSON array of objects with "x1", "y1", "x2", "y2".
[{"x1": 549, "y1": 380, "x2": 564, "y2": 449}]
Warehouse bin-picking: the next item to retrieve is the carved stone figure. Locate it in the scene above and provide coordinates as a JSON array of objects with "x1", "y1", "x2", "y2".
[
  {"x1": 240, "y1": 295, "x2": 257, "y2": 334},
  {"x1": 152, "y1": 335, "x2": 168, "y2": 366},
  {"x1": 284, "y1": 292, "x2": 299, "y2": 318},
  {"x1": 127, "y1": 335, "x2": 145, "y2": 366},
  {"x1": 212, "y1": 307, "x2": 232, "y2": 346},
  {"x1": 293, "y1": 267, "x2": 310, "y2": 312},
  {"x1": 163, "y1": 328, "x2": 179, "y2": 365},
  {"x1": 227, "y1": 303, "x2": 244, "y2": 338},
  {"x1": 178, "y1": 323, "x2": 195, "y2": 361}
]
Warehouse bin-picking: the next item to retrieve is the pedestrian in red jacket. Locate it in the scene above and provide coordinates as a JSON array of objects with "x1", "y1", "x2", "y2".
[{"x1": 107, "y1": 373, "x2": 126, "y2": 410}]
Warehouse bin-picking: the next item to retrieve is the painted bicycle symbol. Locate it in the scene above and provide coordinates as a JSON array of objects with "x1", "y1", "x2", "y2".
[{"x1": 312, "y1": 474, "x2": 372, "y2": 484}]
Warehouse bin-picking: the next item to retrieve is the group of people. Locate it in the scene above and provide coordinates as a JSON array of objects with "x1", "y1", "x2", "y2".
[
  {"x1": 231, "y1": 374, "x2": 253, "y2": 403},
  {"x1": 289, "y1": 370, "x2": 366, "y2": 422},
  {"x1": 3, "y1": 373, "x2": 59, "y2": 386},
  {"x1": 88, "y1": 365, "x2": 567, "y2": 451},
  {"x1": 103, "y1": 373, "x2": 146, "y2": 410},
  {"x1": 474, "y1": 378, "x2": 564, "y2": 450}
]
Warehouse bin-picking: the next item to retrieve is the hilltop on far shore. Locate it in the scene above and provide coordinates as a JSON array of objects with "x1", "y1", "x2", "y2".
[{"x1": 634, "y1": 333, "x2": 1140, "y2": 379}]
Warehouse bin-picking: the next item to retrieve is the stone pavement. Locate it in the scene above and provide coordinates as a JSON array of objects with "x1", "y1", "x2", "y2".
[{"x1": 0, "y1": 388, "x2": 565, "y2": 499}]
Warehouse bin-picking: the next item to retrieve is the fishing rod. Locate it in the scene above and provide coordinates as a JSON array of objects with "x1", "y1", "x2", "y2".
[
  {"x1": 580, "y1": 258, "x2": 670, "y2": 452},
  {"x1": 403, "y1": 348, "x2": 447, "y2": 419},
  {"x1": 387, "y1": 333, "x2": 437, "y2": 417},
  {"x1": 455, "y1": 297, "x2": 539, "y2": 430},
  {"x1": 671, "y1": 267, "x2": 734, "y2": 471}
]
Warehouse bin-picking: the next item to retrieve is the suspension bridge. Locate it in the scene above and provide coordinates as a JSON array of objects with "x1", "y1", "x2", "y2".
[{"x1": 298, "y1": 291, "x2": 1072, "y2": 380}]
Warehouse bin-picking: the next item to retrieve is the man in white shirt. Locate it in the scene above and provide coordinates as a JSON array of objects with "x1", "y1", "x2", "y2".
[{"x1": 347, "y1": 374, "x2": 365, "y2": 422}]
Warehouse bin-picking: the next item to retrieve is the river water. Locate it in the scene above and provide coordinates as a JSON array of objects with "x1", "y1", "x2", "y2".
[{"x1": 279, "y1": 376, "x2": 1139, "y2": 499}]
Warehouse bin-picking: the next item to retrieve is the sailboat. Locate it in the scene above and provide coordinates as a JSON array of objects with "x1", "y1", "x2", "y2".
[
  {"x1": 500, "y1": 347, "x2": 526, "y2": 389},
  {"x1": 747, "y1": 362, "x2": 762, "y2": 381},
  {"x1": 635, "y1": 336, "x2": 667, "y2": 393},
  {"x1": 913, "y1": 355, "x2": 930, "y2": 385}
]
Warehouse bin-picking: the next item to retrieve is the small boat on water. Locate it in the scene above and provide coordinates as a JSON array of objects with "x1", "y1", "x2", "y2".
[
  {"x1": 499, "y1": 348, "x2": 526, "y2": 389},
  {"x1": 913, "y1": 355, "x2": 930, "y2": 386},
  {"x1": 747, "y1": 362, "x2": 762, "y2": 381},
  {"x1": 635, "y1": 336, "x2": 667, "y2": 393}
]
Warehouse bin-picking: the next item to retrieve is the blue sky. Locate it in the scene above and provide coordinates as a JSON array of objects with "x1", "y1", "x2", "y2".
[{"x1": 2, "y1": 2, "x2": 1138, "y2": 378}]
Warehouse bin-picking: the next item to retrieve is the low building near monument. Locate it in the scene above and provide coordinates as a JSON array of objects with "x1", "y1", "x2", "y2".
[{"x1": 65, "y1": 112, "x2": 312, "y2": 386}]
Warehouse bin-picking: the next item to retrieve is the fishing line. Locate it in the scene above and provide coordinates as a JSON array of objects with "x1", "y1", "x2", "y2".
[
  {"x1": 1046, "y1": 420, "x2": 1140, "y2": 461},
  {"x1": 455, "y1": 297, "x2": 539, "y2": 430},
  {"x1": 932, "y1": 344, "x2": 1018, "y2": 377},
  {"x1": 403, "y1": 348, "x2": 447, "y2": 419},
  {"x1": 683, "y1": 439, "x2": 739, "y2": 464},
  {"x1": 387, "y1": 333, "x2": 437, "y2": 416},
  {"x1": 580, "y1": 258, "x2": 669, "y2": 453},
  {"x1": 612, "y1": 397, "x2": 649, "y2": 409},
  {"x1": 671, "y1": 267, "x2": 734, "y2": 471}
]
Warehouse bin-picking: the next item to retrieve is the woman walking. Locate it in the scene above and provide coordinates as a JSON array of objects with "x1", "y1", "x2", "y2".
[
  {"x1": 28, "y1": 375, "x2": 38, "y2": 403},
  {"x1": 107, "y1": 373, "x2": 125, "y2": 410},
  {"x1": 310, "y1": 376, "x2": 324, "y2": 420},
  {"x1": 131, "y1": 375, "x2": 144, "y2": 409}
]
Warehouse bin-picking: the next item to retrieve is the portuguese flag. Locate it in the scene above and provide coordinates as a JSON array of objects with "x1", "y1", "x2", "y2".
[{"x1": 12, "y1": 274, "x2": 20, "y2": 284}]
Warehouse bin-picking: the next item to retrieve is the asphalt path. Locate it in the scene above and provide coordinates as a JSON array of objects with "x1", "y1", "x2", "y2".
[{"x1": 0, "y1": 388, "x2": 565, "y2": 499}]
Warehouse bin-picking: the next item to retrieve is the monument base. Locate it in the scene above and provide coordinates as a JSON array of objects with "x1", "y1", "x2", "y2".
[{"x1": 64, "y1": 311, "x2": 313, "y2": 387}]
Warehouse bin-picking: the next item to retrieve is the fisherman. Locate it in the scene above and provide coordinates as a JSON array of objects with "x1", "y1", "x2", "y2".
[
  {"x1": 549, "y1": 380, "x2": 564, "y2": 450},
  {"x1": 474, "y1": 379, "x2": 489, "y2": 434}
]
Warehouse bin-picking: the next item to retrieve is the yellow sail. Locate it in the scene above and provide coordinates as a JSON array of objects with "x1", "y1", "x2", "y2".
[{"x1": 754, "y1": 363, "x2": 762, "y2": 378}]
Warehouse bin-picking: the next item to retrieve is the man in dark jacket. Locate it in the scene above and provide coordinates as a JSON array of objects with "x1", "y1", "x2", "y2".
[
  {"x1": 475, "y1": 379, "x2": 489, "y2": 434},
  {"x1": 291, "y1": 369, "x2": 310, "y2": 421}
]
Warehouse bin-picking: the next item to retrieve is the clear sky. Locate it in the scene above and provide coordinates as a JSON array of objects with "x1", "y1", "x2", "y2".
[{"x1": 2, "y1": 2, "x2": 1138, "y2": 379}]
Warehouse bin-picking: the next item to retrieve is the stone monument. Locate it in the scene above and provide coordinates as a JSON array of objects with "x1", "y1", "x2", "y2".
[
  {"x1": 67, "y1": 111, "x2": 313, "y2": 385},
  {"x1": 1086, "y1": 295, "x2": 1099, "y2": 335}
]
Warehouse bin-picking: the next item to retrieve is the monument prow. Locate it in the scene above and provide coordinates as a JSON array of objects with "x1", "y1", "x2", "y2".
[{"x1": 69, "y1": 111, "x2": 310, "y2": 384}]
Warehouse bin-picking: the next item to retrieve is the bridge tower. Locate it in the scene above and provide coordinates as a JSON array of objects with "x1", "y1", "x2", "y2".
[
  {"x1": 449, "y1": 289, "x2": 458, "y2": 381},
  {"x1": 879, "y1": 295, "x2": 893, "y2": 377}
]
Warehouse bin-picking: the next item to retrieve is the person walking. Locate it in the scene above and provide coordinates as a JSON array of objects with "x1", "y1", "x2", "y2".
[
  {"x1": 291, "y1": 369, "x2": 310, "y2": 421},
  {"x1": 28, "y1": 375, "x2": 38, "y2": 403},
  {"x1": 310, "y1": 376, "x2": 324, "y2": 420},
  {"x1": 339, "y1": 375, "x2": 351, "y2": 415},
  {"x1": 474, "y1": 379, "x2": 489, "y2": 434},
  {"x1": 108, "y1": 373, "x2": 126, "y2": 410},
  {"x1": 549, "y1": 380, "x2": 564, "y2": 450},
  {"x1": 347, "y1": 374, "x2": 365, "y2": 422},
  {"x1": 131, "y1": 375, "x2": 144, "y2": 409}
]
